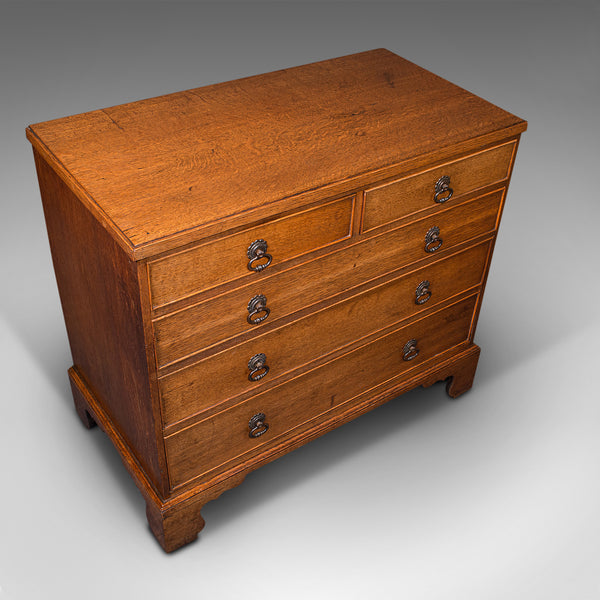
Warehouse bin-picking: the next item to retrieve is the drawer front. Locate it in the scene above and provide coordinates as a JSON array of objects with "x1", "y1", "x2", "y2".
[
  {"x1": 362, "y1": 141, "x2": 515, "y2": 232},
  {"x1": 153, "y1": 190, "x2": 502, "y2": 369},
  {"x1": 148, "y1": 195, "x2": 355, "y2": 308},
  {"x1": 165, "y1": 295, "x2": 477, "y2": 488},
  {"x1": 159, "y1": 241, "x2": 490, "y2": 425}
]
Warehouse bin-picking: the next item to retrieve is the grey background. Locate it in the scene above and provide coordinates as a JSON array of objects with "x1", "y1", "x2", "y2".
[{"x1": 1, "y1": 1, "x2": 599, "y2": 598}]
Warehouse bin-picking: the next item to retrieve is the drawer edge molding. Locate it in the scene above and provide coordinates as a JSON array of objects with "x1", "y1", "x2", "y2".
[
  {"x1": 361, "y1": 139, "x2": 517, "y2": 234},
  {"x1": 160, "y1": 288, "x2": 482, "y2": 434},
  {"x1": 157, "y1": 234, "x2": 493, "y2": 427},
  {"x1": 144, "y1": 343, "x2": 481, "y2": 552},
  {"x1": 166, "y1": 342, "x2": 481, "y2": 492},
  {"x1": 154, "y1": 190, "x2": 503, "y2": 375},
  {"x1": 164, "y1": 294, "x2": 478, "y2": 487},
  {"x1": 148, "y1": 194, "x2": 355, "y2": 309},
  {"x1": 154, "y1": 236, "x2": 495, "y2": 373}
]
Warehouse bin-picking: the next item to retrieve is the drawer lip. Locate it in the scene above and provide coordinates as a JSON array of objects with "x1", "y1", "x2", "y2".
[
  {"x1": 147, "y1": 194, "x2": 355, "y2": 310},
  {"x1": 152, "y1": 238, "x2": 492, "y2": 373},
  {"x1": 150, "y1": 185, "x2": 499, "y2": 320},
  {"x1": 361, "y1": 139, "x2": 517, "y2": 234},
  {"x1": 164, "y1": 344, "x2": 480, "y2": 496},
  {"x1": 160, "y1": 281, "x2": 485, "y2": 433},
  {"x1": 163, "y1": 295, "x2": 478, "y2": 489},
  {"x1": 153, "y1": 188, "x2": 503, "y2": 375},
  {"x1": 154, "y1": 238, "x2": 492, "y2": 383}
]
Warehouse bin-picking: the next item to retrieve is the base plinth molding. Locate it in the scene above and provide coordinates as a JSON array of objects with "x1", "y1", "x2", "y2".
[{"x1": 68, "y1": 343, "x2": 482, "y2": 552}]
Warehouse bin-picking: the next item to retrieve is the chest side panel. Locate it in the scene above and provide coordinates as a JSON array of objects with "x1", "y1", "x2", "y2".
[{"x1": 34, "y1": 151, "x2": 167, "y2": 494}]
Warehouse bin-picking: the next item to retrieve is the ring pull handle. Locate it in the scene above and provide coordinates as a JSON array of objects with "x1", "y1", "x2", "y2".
[
  {"x1": 247, "y1": 294, "x2": 271, "y2": 325},
  {"x1": 415, "y1": 281, "x2": 432, "y2": 305},
  {"x1": 434, "y1": 175, "x2": 453, "y2": 203},
  {"x1": 247, "y1": 239, "x2": 273, "y2": 272},
  {"x1": 424, "y1": 226, "x2": 443, "y2": 253},
  {"x1": 248, "y1": 353, "x2": 270, "y2": 382},
  {"x1": 402, "y1": 339, "x2": 420, "y2": 361},
  {"x1": 248, "y1": 412, "x2": 269, "y2": 438}
]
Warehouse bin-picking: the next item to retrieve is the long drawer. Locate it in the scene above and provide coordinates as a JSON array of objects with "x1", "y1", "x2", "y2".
[
  {"x1": 153, "y1": 189, "x2": 503, "y2": 369},
  {"x1": 362, "y1": 140, "x2": 515, "y2": 232},
  {"x1": 165, "y1": 294, "x2": 478, "y2": 488},
  {"x1": 148, "y1": 195, "x2": 355, "y2": 308},
  {"x1": 158, "y1": 241, "x2": 490, "y2": 426}
]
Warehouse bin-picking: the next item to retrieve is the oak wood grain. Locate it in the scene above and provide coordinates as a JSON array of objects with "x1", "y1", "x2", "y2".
[
  {"x1": 27, "y1": 49, "x2": 526, "y2": 259},
  {"x1": 27, "y1": 49, "x2": 526, "y2": 551},
  {"x1": 149, "y1": 180, "x2": 504, "y2": 320},
  {"x1": 421, "y1": 344, "x2": 481, "y2": 398},
  {"x1": 362, "y1": 139, "x2": 515, "y2": 232},
  {"x1": 147, "y1": 343, "x2": 481, "y2": 550},
  {"x1": 34, "y1": 151, "x2": 168, "y2": 495},
  {"x1": 165, "y1": 295, "x2": 477, "y2": 488},
  {"x1": 155, "y1": 189, "x2": 502, "y2": 376},
  {"x1": 157, "y1": 242, "x2": 490, "y2": 427},
  {"x1": 148, "y1": 195, "x2": 354, "y2": 308}
]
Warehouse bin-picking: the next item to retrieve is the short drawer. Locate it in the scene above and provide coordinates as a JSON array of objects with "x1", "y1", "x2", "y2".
[
  {"x1": 148, "y1": 195, "x2": 355, "y2": 308},
  {"x1": 362, "y1": 140, "x2": 515, "y2": 232},
  {"x1": 158, "y1": 241, "x2": 489, "y2": 424},
  {"x1": 154, "y1": 190, "x2": 502, "y2": 370},
  {"x1": 164, "y1": 295, "x2": 478, "y2": 488}
]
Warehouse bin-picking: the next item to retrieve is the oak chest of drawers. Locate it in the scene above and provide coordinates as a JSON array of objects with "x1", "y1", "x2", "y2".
[{"x1": 27, "y1": 49, "x2": 526, "y2": 552}]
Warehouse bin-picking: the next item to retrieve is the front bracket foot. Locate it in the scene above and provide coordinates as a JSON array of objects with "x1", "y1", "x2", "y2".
[
  {"x1": 145, "y1": 498, "x2": 205, "y2": 553},
  {"x1": 421, "y1": 344, "x2": 481, "y2": 399},
  {"x1": 145, "y1": 471, "x2": 247, "y2": 552}
]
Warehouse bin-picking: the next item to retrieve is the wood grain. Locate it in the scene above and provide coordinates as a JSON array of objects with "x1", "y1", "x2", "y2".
[
  {"x1": 27, "y1": 49, "x2": 526, "y2": 551},
  {"x1": 157, "y1": 241, "x2": 490, "y2": 426},
  {"x1": 165, "y1": 295, "x2": 478, "y2": 488},
  {"x1": 155, "y1": 190, "x2": 502, "y2": 375},
  {"x1": 362, "y1": 140, "x2": 515, "y2": 232},
  {"x1": 422, "y1": 344, "x2": 481, "y2": 398},
  {"x1": 145, "y1": 343, "x2": 482, "y2": 550},
  {"x1": 148, "y1": 195, "x2": 354, "y2": 308},
  {"x1": 26, "y1": 49, "x2": 526, "y2": 259},
  {"x1": 34, "y1": 150, "x2": 168, "y2": 494},
  {"x1": 145, "y1": 470, "x2": 247, "y2": 552}
]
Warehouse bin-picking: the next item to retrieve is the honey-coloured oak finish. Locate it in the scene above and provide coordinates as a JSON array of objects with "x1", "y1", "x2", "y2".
[{"x1": 27, "y1": 49, "x2": 526, "y2": 552}]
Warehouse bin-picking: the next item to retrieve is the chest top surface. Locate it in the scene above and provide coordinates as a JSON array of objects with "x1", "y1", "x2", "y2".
[{"x1": 27, "y1": 48, "x2": 526, "y2": 259}]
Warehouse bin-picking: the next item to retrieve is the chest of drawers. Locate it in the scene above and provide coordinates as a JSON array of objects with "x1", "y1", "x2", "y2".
[{"x1": 27, "y1": 49, "x2": 526, "y2": 552}]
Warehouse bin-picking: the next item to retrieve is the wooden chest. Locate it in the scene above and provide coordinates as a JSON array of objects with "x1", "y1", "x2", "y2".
[{"x1": 27, "y1": 49, "x2": 526, "y2": 552}]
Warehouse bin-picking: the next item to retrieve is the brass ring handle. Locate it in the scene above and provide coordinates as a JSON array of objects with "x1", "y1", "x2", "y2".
[
  {"x1": 247, "y1": 239, "x2": 273, "y2": 272},
  {"x1": 248, "y1": 412, "x2": 269, "y2": 438},
  {"x1": 415, "y1": 281, "x2": 432, "y2": 305},
  {"x1": 248, "y1": 353, "x2": 270, "y2": 382},
  {"x1": 247, "y1": 294, "x2": 271, "y2": 325},
  {"x1": 424, "y1": 226, "x2": 443, "y2": 253},
  {"x1": 434, "y1": 175, "x2": 453, "y2": 203},
  {"x1": 402, "y1": 339, "x2": 420, "y2": 361}
]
